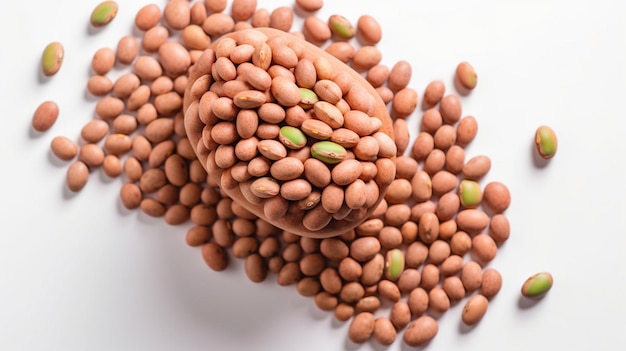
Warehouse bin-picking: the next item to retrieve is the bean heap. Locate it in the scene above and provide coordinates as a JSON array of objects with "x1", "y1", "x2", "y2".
[
  {"x1": 183, "y1": 27, "x2": 396, "y2": 236},
  {"x1": 36, "y1": 0, "x2": 513, "y2": 347}
]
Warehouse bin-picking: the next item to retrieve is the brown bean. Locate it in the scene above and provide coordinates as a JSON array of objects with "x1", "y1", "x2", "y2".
[
  {"x1": 87, "y1": 75, "x2": 113, "y2": 96},
  {"x1": 445, "y1": 144, "x2": 465, "y2": 174},
  {"x1": 423, "y1": 149, "x2": 445, "y2": 175},
  {"x1": 390, "y1": 300, "x2": 411, "y2": 330},
  {"x1": 373, "y1": 317, "x2": 396, "y2": 346},
  {"x1": 489, "y1": 214, "x2": 510, "y2": 243},
  {"x1": 456, "y1": 115, "x2": 478, "y2": 147},
  {"x1": 102, "y1": 155, "x2": 122, "y2": 178},
  {"x1": 356, "y1": 15, "x2": 382, "y2": 45},
  {"x1": 431, "y1": 170, "x2": 458, "y2": 196},
  {"x1": 440, "y1": 255, "x2": 464, "y2": 276},
  {"x1": 66, "y1": 161, "x2": 89, "y2": 192},
  {"x1": 142, "y1": 26, "x2": 169, "y2": 53},
  {"x1": 462, "y1": 155, "x2": 491, "y2": 180},
  {"x1": 456, "y1": 209, "x2": 489, "y2": 234},
  {"x1": 378, "y1": 280, "x2": 401, "y2": 302},
  {"x1": 348, "y1": 312, "x2": 375, "y2": 344},
  {"x1": 269, "y1": 6, "x2": 293, "y2": 32},
  {"x1": 352, "y1": 46, "x2": 382, "y2": 71},
  {"x1": 462, "y1": 294, "x2": 488, "y2": 325},
  {"x1": 397, "y1": 269, "x2": 421, "y2": 294},
  {"x1": 403, "y1": 316, "x2": 438, "y2": 347},
  {"x1": 366, "y1": 64, "x2": 389, "y2": 87},
  {"x1": 442, "y1": 276, "x2": 466, "y2": 301},
  {"x1": 405, "y1": 241, "x2": 429, "y2": 269},
  {"x1": 472, "y1": 233, "x2": 498, "y2": 263},
  {"x1": 411, "y1": 132, "x2": 434, "y2": 161},
  {"x1": 420, "y1": 263, "x2": 439, "y2": 291},
  {"x1": 428, "y1": 287, "x2": 450, "y2": 314},
  {"x1": 433, "y1": 124, "x2": 456, "y2": 151},
  {"x1": 50, "y1": 136, "x2": 78, "y2": 161},
  {"x1": 202, "y1": 242, "x2": 228, "y2": 271},
  {"x1": 456, "y1": 61, "x2": 478, "y2": 90},
  {"x1": 163, "y1": 0, "x2": 190, "y2": 30},
  {"x1": 116, "y1": 35, "x2": 139, "y2": 65},
  {"x1": 483, "y1": 181, "x2": 511, "y2": 214},
  {"x1": 91, "y1": 47, "x2": 115, "y2": 75},
  {"x1": 326, "y1": 42, "x2": 355, "y2": 63},
  {"x1": 461, "y1": 260, "x2": 483, "y2": 292},
  {"x1": 119, "y1": 183, "x2": 142, "y2": 210},
  {"x1": 408, "y1": 287, "x2": 429, "y2": 317},
  {"x1": 32, "y1": 101, "x2": 59, "y2": 132},
  {"x1": 423, "y1": 80, "x2": 445, "y2": 107},
  {"x1": 133, "y1": 56, "x2": 162, "y2": 81},
  {"x1": 79, "y1": 143, "x2": 105, "y2": 167},
  {"x1": 135, "y1": 4, "x2": 161, "y2": 31},
  {"x1": 480, "y1": 268, "x2": 503, "y2": 299},
  {"x1": 439, "y1": 95, "x2": 462, "y2": 124}
]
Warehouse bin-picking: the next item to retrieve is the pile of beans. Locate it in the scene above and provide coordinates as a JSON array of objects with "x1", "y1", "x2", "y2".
[{"x1": 36, "y1": 0, "x2": 513, "y2": 347}]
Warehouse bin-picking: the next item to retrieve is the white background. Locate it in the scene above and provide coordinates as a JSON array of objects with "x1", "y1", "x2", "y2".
[{"x1": 2, "y1": 0, "x2": 626, "y2": 350}]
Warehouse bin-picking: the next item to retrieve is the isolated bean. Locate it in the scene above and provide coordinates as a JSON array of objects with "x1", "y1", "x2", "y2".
[
  {"x1": 90, "y1": 1, "x2": 118, "y2": 27},
  {"x1": 403, "y1": 316, "x2": 438, "y2": 347},
  {"x1": 535, "y1": 125, "x2": 558, "y2": 159},
  {"x1": 456, "y1": 61, "x2": 478, "y2": 90},
  {"x1": 521, "y1": 272, "x2": 553, "y2": 298},
  {"x1": 462, "y1": 294, "x2": 488, "y2": 325},
  {"x1": 32, "y1": 101, "x2": 59, "y2": 132}
]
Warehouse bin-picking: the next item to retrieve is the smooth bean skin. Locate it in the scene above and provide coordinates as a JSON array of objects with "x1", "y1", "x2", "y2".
[{"x1": 32, "y1": 101, "x2": 59, "y2": 132}]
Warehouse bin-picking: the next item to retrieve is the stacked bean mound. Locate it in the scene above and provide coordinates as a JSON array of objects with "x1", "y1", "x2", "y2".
[{"x1": 41, "y1": 0, "x2": 512, "y2": 347}]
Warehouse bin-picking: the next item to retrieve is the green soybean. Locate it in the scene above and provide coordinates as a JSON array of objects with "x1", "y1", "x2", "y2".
[
  {"x1": 311, "y1": 141, "x2": 347, "y2": 164},
  {"x1": 279, "y1": 126, "x2": 307, "y2": 149},
  {"x1": 91, "y1": 1, "x2": 119, "y2": 27},
  {"x1": 521, "y1": 272, "x2": 553, "y2": 298},
  {"x1": 535, "y1": 125, "x2": 557, "y2": 159}
]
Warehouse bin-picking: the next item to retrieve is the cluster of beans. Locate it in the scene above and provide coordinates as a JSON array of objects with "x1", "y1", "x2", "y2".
[
  {"x1": 185, "y1": 28, "x2": 397, "y2": 233},
  {"x1": 37, "y1": 0, "x2": 513, "y2": 347}
]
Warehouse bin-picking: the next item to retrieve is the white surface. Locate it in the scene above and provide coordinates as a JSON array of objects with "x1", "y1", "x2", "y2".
[{"x1": 2, "y1": 0, "x2": 626, "y2": 350}]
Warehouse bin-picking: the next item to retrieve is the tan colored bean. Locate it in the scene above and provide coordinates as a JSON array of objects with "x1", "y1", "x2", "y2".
[
  {"x1": 408, "y1": 287, "x2": 429, "y2": 317},
  {"x1": 356, "y1": 15, "x2": 382, "y2": 45},
  {"x1": 269, "y1": 6, "x2": 294, "y2": 32},
  {"x1": 442, "y1": 276, "x2": 466, "y2": 301},
  {"x1": 378, "y1": 280, "x2": 401, "y2": 302},
  {"x1": 116, "y1": 35, "x2": 138, "y2": 65},
  {"x1": 393, "y1": 119, "x2": 410, "y2": 156},
  {"x1": 123, "y1": 157, "x2": 143, "y2": 182},
  {"x1": 423, "y1": 80, "x2": 445, "y2": 107},
  {"x1": 405, "y1": 241, "x2": 428, "y2": 269},
  {"x1": 87, "y1": 75, "x2": 113, "y2": 96},
  {"x1": 396, "y1": 155, "x2": 418, "y2": 180},
  {"x1": 483, "y1": 181, "x2": 511, "y2": 214},
  {"x1": 387, "y1": 60, "x2": 412, "y2": 92},
  {"x1": 133, "y1": 56, "x2": 162, "y2": 81},
  {"x1": 244, "y1": 253, "x2": 267, "y2": 283},
  {"x1": 202, "y1": 13, "x2": 235, "y2": 38},
  {"x1": 295, "y1": 0, "x2": 323, "y2": 12},
  {"x1": 156, "y1": 184, "x2": 179, "y2": 206},
  {"x1": 462, "y1": 155, "x2": 491, "y2": 180},
  {"x1": 423, "y1": 149, "x2": 445, "y2": 175},
  {"x1": 481, "y1": 268, "x2": 503, "y2": 299},
  {"x1": 440, "y1": 95, "x2": 462, "y2": 124},
  {"x1": 142, "y1": 25, "x2": 169, "y2": 53},
  {"x1": 303, "y1": 15, "x2": 332, "y2": 44},
  {"x1": 411, "y1": 132, "x2": 434, "y2": 161},
  {"x1": 135, "y1": 4, "x2": 161, "y2": 31},
  {"x1": 202, "y1": 242, "x2": 228, "y2": 271},
  {"x1": 439, "y1": 219, "x2": 457, "y2": 240},
  {"x1": 433, "y1": 124, "x2": 456, "y2": 151},
  {"x1": 372, "y1": 317, "x2": 396, "y2": 346},
  {"x1": 145, "y1": 118, "x2": 175, "y2": 143},
  {"x1": 431, "y1": 170, "x2": 458, "y2": 196},
  {"x1": 440, "y1": 255, "x2": 464, "y2": 276},
  {"x1": 159, "y1": 41, "x2": 191, "y2": 77},
  {"x1": 462, "y1": 294, "x2": 488, "y2": 325},
  {"x1": 102, "y1": 154, "x2": 121, "y2": 178},
  {"x1": 420, "y1": 263, "x2": 439, "y2": 291},
  {"x1": 429, "y1": 287, "x2": 451, "y2": 314},
  {"x1": 456, "y1": 115, "x2": 478, "y2": 147},
  {"x1": 119, "y1": 183, "x2": 142, "y2": 210},
  {"x1": 404, "y1": 316, "x2": 438, "y2": 347},
  {"x1": 50, "y1": 136, "x2": 78, "y2": 161},
  {"x1": 456, "y1": 61, "x2": 478, "y2": 90},
  {"x1": 250, "y1": 8, "x2": 270, "y2": 27},
  {"x1": 32, "y1": 101, "x2": 59, "y2": 132},
  {"x1": 461, "y1": 260, "x2": 483, "y2": 292},
  {"x1": 428, "y1": 240, "x2": 451, "y2": 265},
  {"x1": 418, "y1": 212, "x2": 439, "y2": 244},
  {"x1": 325, "y1": 42, "x2": 355, "y2": 63},
  {"x1": 163, "y1": 0, "x2": 190, "y2": 30},
  {"x1": 472, "y1": 233, "x2": 498, "y2": 263},
  {"x1": 351, "y1": 46, "x2": 382, "y2": 71},
  {"x1": 91, "y1": 47, "x2": 115, "y2": 75},
  {"x1": 385, "y1": 178, "x2": 412, "y2": 204},
  {"x1": 400, "y1": 221, "x2": 418, "y2": 245},
  {"x1": 397, "y1": 269, "x2": 421, "y2": 294},
  {"x1": 436, "y1": 192, "x2": 460, "y2": 222},
  {"x1": 456, "y1": 209, "x2": 489, "y2": 234},
  {"x1": 79, "y1": 143, "x2": 105, "y2": 167},
  {"x1": 66, "y1": 161, "x2": 89, "y2": 192},
  {"x1": 489, "y1": 214, "x2": 510, "y2": 243},
  {"x1": 360, "y1": 253, "x2": 384, "y2": 286},
  {"x1": 445, "y1": 144, "x2": 465, "y2": 174},
  {"x1": 348, "y1": 312, "x2": 375, "y2": 344},
  {"x1": 389, "y1": 301, "x2": 410, "y2": 331}
]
